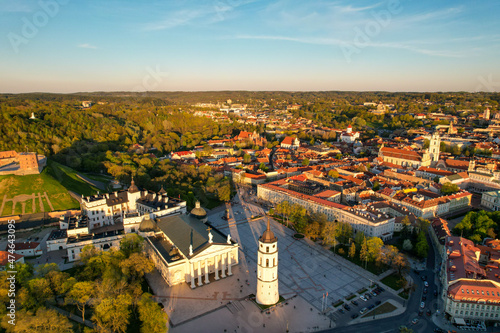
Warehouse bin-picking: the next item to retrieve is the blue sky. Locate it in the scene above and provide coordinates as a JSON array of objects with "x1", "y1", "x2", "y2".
[{"x1": 1, "y1": 0, "x2": 499, "y2": 93}]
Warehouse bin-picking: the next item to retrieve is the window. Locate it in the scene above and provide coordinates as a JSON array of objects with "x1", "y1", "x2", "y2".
[
  {"x1": 273, "y1": 258, "x2": 275, "y2": 266},
  {"x1": 266, "y1": 259, "x2": 269, "y2": 267},
  {"x1": 266, "y1": 247, "x2": 269, "y2": 253}
]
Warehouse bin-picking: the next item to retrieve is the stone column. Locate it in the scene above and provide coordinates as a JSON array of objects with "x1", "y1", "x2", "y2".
[
  {"x1": 221, "y1": 254, "x2": 226, "y2": 278},
  {"x1": 227, "y1": 251, "x2": 233, "y2": 276},
  {"x1": 214, "y1": 255, "x2": 220, "y2": 280},
  {"x1": 190, "y1": 262, "x2": 196, "y2": 289},
  {"x1": 197, "y1": 261, "x2": 203, "y2": 286},
  {"x1": 204, "y1": 258, "x2": 210, "y2": 284}
]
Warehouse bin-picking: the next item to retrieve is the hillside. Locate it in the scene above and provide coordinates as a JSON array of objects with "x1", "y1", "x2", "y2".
[{"x1": 0, "y1": 159, "x2": 98, "y2": 216}]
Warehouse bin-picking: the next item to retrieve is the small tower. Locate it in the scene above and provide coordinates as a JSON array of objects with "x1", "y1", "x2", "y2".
[
  {"x1": 484, "y1": 108, "x2": 491, "y2": 121},
  {"x1": 468, "y1": 159, "x2": 476, "y2": 172},
  {"x1": 429, "y1": 133, "x2": 441, "y2": 163},
  {"x1": 256, "y1": 218, "x2": 279, "y2": 305}
]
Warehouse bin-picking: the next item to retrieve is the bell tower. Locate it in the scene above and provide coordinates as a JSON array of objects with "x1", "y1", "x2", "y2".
[
  {"x1": 429, "y1": 133, "x2": 441, "y2": 164},
  {"x1": 256, "y1": 218, "x2": 279, "y2": 305}
]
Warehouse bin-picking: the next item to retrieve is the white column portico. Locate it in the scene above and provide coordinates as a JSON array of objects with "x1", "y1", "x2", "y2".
[
  {"x1": 190, "y1": 262, "x2": 196, "y2": 289},
  {"x1": 227, "y1": 251, "x2": 232, "y2": 276},
  {"x1": 197, "y1": 261, "x2": 203, "y2": 286},
  {"x1": 221, "y1": 254, "x2": 226, "y2": 278},
  {"x1": 204, "y1": 258, "x2": 210, "y2": 284},
  {"x1": 214, "y1": 255, "x2": 220, "y2": 280}
]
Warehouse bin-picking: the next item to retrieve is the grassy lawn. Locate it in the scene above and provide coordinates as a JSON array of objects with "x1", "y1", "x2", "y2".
[
  {"x1": 398, "y1": 290, "x2": 410, "y2": 299},
  {"x1": 0, "y1": 159, "x2": 96, "y2": 215},
  {"x1": 381, "y1": 273, "x2": 406, "y2": 291},
  {"x1": 47, "y1": 160, "x2": 99, "y2": 197},
  {"x1": 361, "y1": 301, "x2": 397, "y2": 318}
]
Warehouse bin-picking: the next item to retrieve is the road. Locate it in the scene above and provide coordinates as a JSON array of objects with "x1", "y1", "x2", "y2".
[{"x1": 320, "y1": 234, "x2": 441, "y2": 332}]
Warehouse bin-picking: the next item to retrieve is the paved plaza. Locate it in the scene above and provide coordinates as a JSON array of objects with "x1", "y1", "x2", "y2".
[{"x1": 155, "y1": 188, "x2": 394, "y2": 332}]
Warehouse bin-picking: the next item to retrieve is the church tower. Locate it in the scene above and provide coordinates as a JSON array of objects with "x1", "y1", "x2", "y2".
[
  {"x1": 429, "y1": 133, "x2": 441, "y2": 163},
  {"x1": 256, "y1": 218, "x2": 279, "y2": 305}
]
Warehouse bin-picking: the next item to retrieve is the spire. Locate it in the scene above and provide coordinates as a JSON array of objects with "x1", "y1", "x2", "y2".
[{"x1": 260, "y1": 216, "x2": 277, "y2": 243}]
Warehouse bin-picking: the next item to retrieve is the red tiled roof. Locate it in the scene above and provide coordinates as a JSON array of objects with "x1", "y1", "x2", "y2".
[
  {"x1": 6, "y1": 242, "x2": 40, "y2": 251},
  {"x1": 0, "y1": 251, "x2": 23, "y2": 265},
  {"x1": 380, "y1": 147, "x2": 423, "y2": 162}
]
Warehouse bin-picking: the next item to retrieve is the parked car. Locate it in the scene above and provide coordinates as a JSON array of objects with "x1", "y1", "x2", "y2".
[
  {"x1": 339, "y1": 309, "x2": 345, "y2": 314},
  {"x1": 368, "y1": 304, "x2": 375, "y2": 310},
  {"x1": 422, "y1": 296, "x2": 426, "y2": 301},
  {"x1": 424, "y1": 281, "x2": 429, "y2": 287},
  {"x1": 421, "y1": 275, "x2": 427, "y2": 281},
  {"x1": 412, "y1": 318, "x2": 419, "y2": 325},
  {"x1": 371, "y1": 291, "x2": 377, "y2": 297},
  {"x1": 418, "y1": 310, "x2": 423, "y2": 316},
  {"x1": 423, "y1": 288, "x2": 427, "y2": 294},
  {"x1": 360, "y1": 307, "x2": 368, "y2": 314},
  {"x1": 351, "y1": 314, "x2": 358, "y2": 319},
  {"x1": 351, "y1": 300, "x2": 358, "y2": 306},
  {"x1": 375, "y1": 300, "x2": 381, "y2": 305},
  {"x1": 420, "y1": 302, "x2": 425, "y2": 308},
  {"x1": 344, "y1": 304, "x2": 351, "y2": 311},
  {"x1": 426, "y1": 310, "x2": 432, "y2": 316},
  {"x1": 360, "y1": 295, "x2": 367, "y2": 302}
]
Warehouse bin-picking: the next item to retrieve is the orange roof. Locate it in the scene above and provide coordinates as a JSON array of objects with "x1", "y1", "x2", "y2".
[
  {"x1": 380, "y1": 147, "x2": 422, "y2": 162},
  {"x1": 0, "y1": 251, "x2": 23, "y2": 266}
]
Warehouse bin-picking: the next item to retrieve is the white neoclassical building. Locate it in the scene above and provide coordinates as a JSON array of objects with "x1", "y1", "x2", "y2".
[
  {"x1": 256, "y1": 219, "x2": 279, "y2": 305},
  {"x1": 144, "y1": 207, "x2": 239, "y2": 288}
]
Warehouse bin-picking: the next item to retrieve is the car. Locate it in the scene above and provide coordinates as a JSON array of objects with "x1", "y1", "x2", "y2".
[
  {"x1": 412, "y1": 318, "x2": 419, "y2": 325},
  {"x1": 364, "y1": 293, "x2": 371, "y2": 299},
  {"x1": 339, "y1": 309, "x2": 345, "y2": 314},
  {"x1": 351, "y1": 314, "x2": 358, "y2": 319},
  {"x1": 426, "y1": 310, "x2": 432, "y2": 316},
  {"x1": 422, "y1": 296, "x2": 426, "y2": 301},
  {"x1": 360, "y1": 295, "x2": 367, "y2": 302},
  {"x1": 433, "y1": 329, "x2": 445, "y2": 333},
  {"x1": 423, "y1": 288, "x2": 427, "y2": 294},
  {"x1": 368, "y1": 304, "x2": 375, "y2": 310},
  {"x1": 375, "y1": 300, "x2": 381, "y2": 305},
  {"x1": 371, "y1": 291, "x2": 377, "y2": 297},
  {"x1": 360, "y1": 307, "x2": 368, "y2": 314},
  {"x1": 418, "y1": 310, "x2": 423, "y2": 316},
  {"x1": 424, "y1": 281, "x2": 429, "y2": 287},
  {"x1": 420, "y1": 302, "x2": 425, "y2": 308},
  {"x1": 421, "y1": 275, "x2": 427, "y2": 281},
  {"x1": 434, "y1": 291, "x2": 438, "y2": 296},
  {"x1": 344, "y1": 304, "x2": 351, "y2": 311},
  {"x1": 379, "y1": 287, "x2": 385, "y2": 292},
  {"x1": 351, "y1": 300, "x2": 358, "y2": 306}
]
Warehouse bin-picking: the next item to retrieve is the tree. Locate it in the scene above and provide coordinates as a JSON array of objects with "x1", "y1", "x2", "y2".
[
  {"x1": 120, "y1": 234, "x2": 144, "y2": 258},
  {"x1": 372, "y1": 180, "x2": 380, "y2": 191},
  {"x1": 349, "y1": 242, "x2": 356, "y2": 258},
  {"x1": 366, "y1": 237, "x2": 384, "y2": 261},
  {"x1": 328, "y1": 169, "x2": 339, "y2": 179},
  {"x1": 304, "y1": 221, "x2": 321, "y2": 239},
  {"x1": 393, "y1": 253, "x2": 409, "y2": 276},
  {"x1": 93, "y1": 294, "x2": 132, "y2": 333},
  {"x1": 415, "y1": 231, "x2": 429, "y2": 258},
  {"x1": 1, "y1": 308, "x2": 72, "y2": 333},
  {"x1": 402, "y1": 239, "x2": 413, "y2": 251},
  {"x1": 440, "y1": 182, "x2": 459, "y2": 195},
  {"x1": 67, "y1": 281, "x2": 95, "y2": 322},
  {"x1": 321, "y1": 221, "x2": 338, "y2": 248},
  {"x1": 120, "y1": 253, "x2": 155, "y2": 282},
  {"x1": 360, "y1": 239, "x2": 368, "y2": 268},
  {"x1": 138, "y1": 293, "x2": 168, "y2": 333},
  {"x1": 243, "y1": 154, "x2": 251, "y2": 163},
  {"x1": 302, "y1": 158, "x2": 310, "y2": 166}
]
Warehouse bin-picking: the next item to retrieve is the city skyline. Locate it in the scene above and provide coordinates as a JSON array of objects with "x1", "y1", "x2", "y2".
[{"x1": 1, "y1": 0, "x2": 500, "y2": 93}]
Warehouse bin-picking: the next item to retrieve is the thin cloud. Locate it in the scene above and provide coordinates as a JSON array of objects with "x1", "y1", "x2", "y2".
[
  {"x1": 78, "y1": 44, "x2": 98, "y2": 49},
  {"x1": 332, "y1": 3, "x2": 383, "y2": 13},
  {"x1": 234, "y1": 34, "x2": 465, "y2": 58}
]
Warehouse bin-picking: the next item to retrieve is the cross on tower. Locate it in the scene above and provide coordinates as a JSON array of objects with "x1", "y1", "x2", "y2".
[{"x1": 206, "y1": 226, "x2": 212, "y2": 233}]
